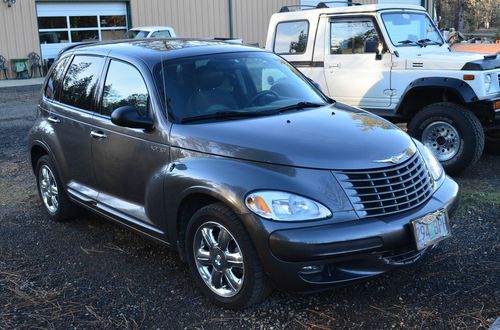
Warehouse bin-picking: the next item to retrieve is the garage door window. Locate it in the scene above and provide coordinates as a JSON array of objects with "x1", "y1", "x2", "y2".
[{"x1": 38, "y1": 14, "x2": 127, "y2": 45}]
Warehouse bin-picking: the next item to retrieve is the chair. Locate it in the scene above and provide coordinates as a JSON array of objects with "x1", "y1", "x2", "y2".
[
  {"x1": 28, "y1": 52, "x2": 43, "y2": 78},
  {"x1": 0, "y1": 55, "x2": 9, "y2": 80}
]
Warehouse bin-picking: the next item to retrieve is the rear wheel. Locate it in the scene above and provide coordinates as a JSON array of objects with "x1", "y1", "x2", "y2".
[
  {"x1": 36, "y1": 155, "x2": 79, "y2": 221},
  {"x1": 408, "y1": 102, "x2": 484, "y2": 175},
  {"x1": 185, "y1": 203, "x2": 271, "y2": 309}
]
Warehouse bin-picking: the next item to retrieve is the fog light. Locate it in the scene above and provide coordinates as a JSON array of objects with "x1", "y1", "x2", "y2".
[{"x1": 299, "y1": 265, "x2": 324, "y2": 275}]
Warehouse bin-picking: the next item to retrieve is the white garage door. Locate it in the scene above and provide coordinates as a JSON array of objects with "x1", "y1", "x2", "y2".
[{"x1": 37, "y1": 2, "x2": 128, "y2": 60}]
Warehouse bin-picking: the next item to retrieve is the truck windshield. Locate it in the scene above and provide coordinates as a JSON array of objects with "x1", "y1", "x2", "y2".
[
  {"x1": 155, "y1": 51, "x2": 329, "y2": 123},
  {"x1": 381, "y1": 12, "x2": 444, "y2": 47}
]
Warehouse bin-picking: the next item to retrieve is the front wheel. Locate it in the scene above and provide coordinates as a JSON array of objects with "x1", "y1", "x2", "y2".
[
  {"x1": 408, "y1": 102, "x2": 485, "y2": 175},
  {"x1": 185, "y1": 203, "x2": 272, "y2": 309}
]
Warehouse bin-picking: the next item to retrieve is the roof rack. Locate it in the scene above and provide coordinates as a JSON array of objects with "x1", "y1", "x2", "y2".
[{"x1": 279, "y1": 1, "x2": 362, "y2": 12}]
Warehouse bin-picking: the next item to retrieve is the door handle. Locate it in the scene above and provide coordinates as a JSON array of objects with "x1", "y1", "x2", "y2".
[
  {"x1": 90, "y1": 130, "x2": 107, "y2": 139},
  {"x1": 47, "y1": 116, "x2": 60, "y2": 123},
  {"x1": 329, "y1": 63, "x2": 341, "y2": 68}
]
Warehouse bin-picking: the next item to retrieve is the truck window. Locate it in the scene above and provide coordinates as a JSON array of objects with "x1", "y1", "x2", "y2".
[
  {"x1": 330, "y1": 19, "x2": 380, "y2": 54},
  {"x1": 274, "y1": 20, "x2": 309, "y2": 54}
]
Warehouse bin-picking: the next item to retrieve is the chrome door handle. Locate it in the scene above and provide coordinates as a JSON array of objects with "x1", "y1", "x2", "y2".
[
  {"x1": 47, "y1": 116, "x2": 60, "y2": 123},
  {"x1": 90, "y1": 130, "x2": 107, "y2": 139},
  {"x1": 329, "y1": 63, "x2": 341, "y2": 68}
]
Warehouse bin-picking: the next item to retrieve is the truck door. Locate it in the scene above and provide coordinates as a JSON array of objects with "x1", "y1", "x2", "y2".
[{"x1": 324, "y1": 16, "x2": 392, "y2": 108}]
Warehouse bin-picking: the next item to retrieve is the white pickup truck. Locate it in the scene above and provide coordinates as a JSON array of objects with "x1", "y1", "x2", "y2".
[{"x1": 265, "y1": 3, "x2": 500, "y2": 174}]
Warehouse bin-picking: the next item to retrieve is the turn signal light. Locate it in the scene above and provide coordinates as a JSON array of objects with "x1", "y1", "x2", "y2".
[
  {"x1": 494, "y1": 101, "x2": 500, "y2": 109},
  {"x1": 463, "y1": 75, "x2": 475, "y2": 81}
]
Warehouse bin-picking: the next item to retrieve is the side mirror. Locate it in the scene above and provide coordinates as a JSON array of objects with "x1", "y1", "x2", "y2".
[
  {"x1": 375, "y1": 43, "x2": 385, "y2": 61},
  {"x1": 111, "y1": 105, "x2": 154, "y2": 130}
]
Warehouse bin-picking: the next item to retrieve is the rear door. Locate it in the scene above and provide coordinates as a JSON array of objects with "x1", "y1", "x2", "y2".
[
  {"x1": 91, "y1": 58, "x2": 169, "y2": 235},
  {"x1": 324, "y1": 16, "x2": 393, "y2": 108},
  {"x1": 47, "y1": 54, "x2": 106, "y2": 202}
]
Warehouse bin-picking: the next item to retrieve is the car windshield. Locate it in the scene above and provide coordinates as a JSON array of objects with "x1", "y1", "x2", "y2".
[
  {"x1": 381, "y1": 12, "x2": 444, "y2": 47},
  {"x1": 123, "y1": 30, "x2": 149, "y2": 39},
  {"x1": 154, "y1": 51, "x2": 328, "y2": 122}
]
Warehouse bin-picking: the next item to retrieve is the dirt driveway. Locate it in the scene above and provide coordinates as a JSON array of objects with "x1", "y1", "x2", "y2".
[{"x1": 0, "y1": 86, "x2": 498, "y2": 329}]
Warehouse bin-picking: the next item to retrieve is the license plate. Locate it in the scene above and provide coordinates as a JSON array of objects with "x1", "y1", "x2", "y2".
[{"x1": 411, "y1": 209, "x2": 451, "y2": 251}]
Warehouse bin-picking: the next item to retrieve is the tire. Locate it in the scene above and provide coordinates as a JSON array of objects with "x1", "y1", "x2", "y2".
[
  {"x1": 185, "y1": 203, "x2": 272, "y2": 309},
  {"x1": 485, "y1": 129, "x2": 500, "y2": 155},
  {"x1": 407, "y1": 102, "x2": 485, "y2": 175},
  {"x1": 36, "y1": 155, "x2": 79, "y2": 221}
]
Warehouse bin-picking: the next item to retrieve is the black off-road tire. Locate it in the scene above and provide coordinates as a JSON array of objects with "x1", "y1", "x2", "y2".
[
  {"x1": 408, "y1": 102, "x2": 484, "y2": 175},
  {"x1": 36, "y1": 155, "x2": 79, "y2": 221},
  {"x1": 185, "y1": 203, "x2": 272, "y2": 309}
]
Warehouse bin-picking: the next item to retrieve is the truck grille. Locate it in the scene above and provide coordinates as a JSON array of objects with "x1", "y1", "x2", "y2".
[{"x1": 334, "y1": 152, "x2": 434, "y2": 218}]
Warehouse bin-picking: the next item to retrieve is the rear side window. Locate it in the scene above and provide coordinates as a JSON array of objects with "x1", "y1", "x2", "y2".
[
  {"x1": 101, "y1": 60, "x2": 149, "y2": 117},
  {"x1": 330, "y1": 19, "x2": 380, "y2": 54},
  {"x1": 150, "y1": 30, "x2": 171, "y2": 38},
  {"x1": 273, "y1": 20, "x2": 309, "y2": 54},
  {"x1": 59, "y1": 55, "x2": 105, "y2": 111},
  {"x1": 45, "y1": 56, "x2": 70, "y2": 100}
]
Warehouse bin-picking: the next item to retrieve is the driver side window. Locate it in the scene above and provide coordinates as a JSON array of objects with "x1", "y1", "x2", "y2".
[
  {"x1": 330, "y1": 18, "x2": 380, "y2": 54},
  {"x1": 101, "y1": 60, "x2": 149, "y2": 117}
]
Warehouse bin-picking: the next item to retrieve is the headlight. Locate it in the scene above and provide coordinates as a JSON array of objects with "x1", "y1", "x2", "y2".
[
  {"x1": 484, "y1": 74, "x2": 492, "y2": 92},
  {"x1": 415, "y1": 140, "x2": 444, "y2": 181},
  {"x1": 245, "y1": 191, "x2": 332, "y2": 221}
]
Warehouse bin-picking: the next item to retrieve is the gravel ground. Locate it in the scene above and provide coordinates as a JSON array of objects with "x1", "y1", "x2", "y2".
[{"x1": 0, "y1": 86, "x2": 499, "y2": 329}]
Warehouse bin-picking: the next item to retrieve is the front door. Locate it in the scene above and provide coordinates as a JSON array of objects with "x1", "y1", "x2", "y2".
[
  {"x1": 324, "y1": 16, "x2": 393, "y2": 108},
  {"x1": 91, "y1": 59, "x2": 169, "y2": 235}
]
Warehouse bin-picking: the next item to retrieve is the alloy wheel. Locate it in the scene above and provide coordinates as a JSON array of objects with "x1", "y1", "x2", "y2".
[
  {"x1": 38, "y1": 165, "x2": 59, "y2": 214},
  {"x1": 193, "y1": 221, "x2": 244, "y2": 297}
]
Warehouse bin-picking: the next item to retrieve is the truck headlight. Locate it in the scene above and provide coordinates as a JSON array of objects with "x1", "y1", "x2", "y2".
[
  {"x1": 414, "y1": 139, "x2": 444, "y2": 181},
  {"x1": 484, "y1": 74, "x2": 492, "y2": 92},
  {"x1": 245, "y1": 191, "x2": 332, "y2": 221}
]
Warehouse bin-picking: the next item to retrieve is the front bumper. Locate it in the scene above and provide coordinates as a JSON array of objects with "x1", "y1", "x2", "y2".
[{"x1": 242, "y1": 176, "x2": 459, "y2": 292}]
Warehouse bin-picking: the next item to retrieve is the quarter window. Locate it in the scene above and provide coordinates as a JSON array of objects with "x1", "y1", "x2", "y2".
[
  {"x1": 330, "y1": 19, "x2": 380, "y2": 54},
  {"x1": 150, "y1": 30, "x2": 172, "y2": 38},
  {"x1": 59, "y1": 55, "x2": 105, "y2": 111},
  {"x1": 45, "y1": 56, "x2": 70, "y2": 100},
  {"x1": 274, "y1": 20, "x2": 309, "y2": 54},
  {"x1": 101, "y1": 60, "x2": 149, "y2": 117}
]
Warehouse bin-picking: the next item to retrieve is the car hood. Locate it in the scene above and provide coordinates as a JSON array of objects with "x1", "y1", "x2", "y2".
[
  {"x1": 170, "y1": 103, "x2": 417, "y2": 170},
  {"x1": 405, "y1": 51, "x2": 497, "y2": 70}
]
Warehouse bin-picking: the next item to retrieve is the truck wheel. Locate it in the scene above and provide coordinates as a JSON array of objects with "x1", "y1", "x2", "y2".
[
  {"x1": 485, "y1": 129, "x2": 500, "y2": 155},
  {"x1": 185, "y1": 203, "x2": 272, "y2": 309},
  {"x1": 407, "y1": 102, "x2": 484, "y2": 175}
]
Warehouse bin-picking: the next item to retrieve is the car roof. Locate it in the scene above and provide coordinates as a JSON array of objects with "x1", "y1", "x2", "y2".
[
  {"x1": 68, "y1": 38, "x2": 265, "y2": 67},
  {"x1": 274, "y1": 3, "x2": 426, "y2": 19},
  {"x1": 131, "y1": 26, "x2": 174, "y2": 32}
]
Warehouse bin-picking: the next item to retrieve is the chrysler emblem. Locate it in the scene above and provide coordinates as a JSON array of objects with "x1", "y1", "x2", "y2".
[{"x1": 374, "y1": 149, "x2": 414, "y2": 164}]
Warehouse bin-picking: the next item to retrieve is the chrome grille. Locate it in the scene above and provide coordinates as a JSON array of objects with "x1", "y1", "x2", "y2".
[{"x1": 334, "y1": 152, "x2": 434, "y2": 218}]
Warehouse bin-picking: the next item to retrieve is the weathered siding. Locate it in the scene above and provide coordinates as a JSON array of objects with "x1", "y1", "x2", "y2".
[
  {"x1": 233, "y1": 0, "x2": 300, "y2": 46},
  {"x1": 130, "y1": 0, "x2": 230, "y2": 39},
  {"x1": 0, "y1": 0, "x2": 39, "y2": 76},
  {"x1": 129, "y1": 0, "x2": 297, "y2": 47}
]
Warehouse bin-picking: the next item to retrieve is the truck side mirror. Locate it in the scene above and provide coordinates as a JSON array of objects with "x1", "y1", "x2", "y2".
[{"x1": 375, "y1": 43, "x2": 384, "y2": 61}]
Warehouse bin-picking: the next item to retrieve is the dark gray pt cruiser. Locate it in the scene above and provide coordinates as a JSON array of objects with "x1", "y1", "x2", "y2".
[{"x1": 28, "y1": 39, "x2": 459, "y2": 308}]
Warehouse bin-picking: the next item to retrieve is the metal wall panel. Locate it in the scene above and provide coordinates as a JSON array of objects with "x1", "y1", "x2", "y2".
[{"x1": 0, "y1": 0, "x2": 39, "y2": 76}]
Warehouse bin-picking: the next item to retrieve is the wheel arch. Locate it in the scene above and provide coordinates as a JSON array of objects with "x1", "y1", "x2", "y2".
[
  {"x1": 396, "y1": 77, "x2": 478, "y2": 120},
  {"x1": 29, "y1": 141, "x2": 51, "y2": 174}
]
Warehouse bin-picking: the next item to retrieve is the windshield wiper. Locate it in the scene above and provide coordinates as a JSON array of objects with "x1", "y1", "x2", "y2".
[
  {"x1": 417, "y1": 38, "x2": 443, "y2": 46},
  {"x1": 180, "y1": 110, "x2": 270, "y2": 123},
  {"x1": 272, "y1": 101, "x2": 326, "y2": 114},
  {"x1": 398, "y1": 39, "x2": 424, "y2": 47}
]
